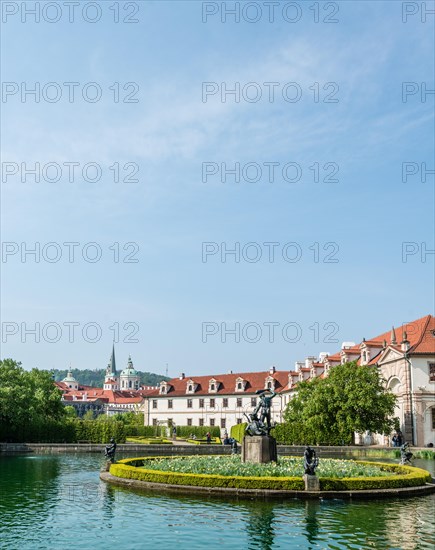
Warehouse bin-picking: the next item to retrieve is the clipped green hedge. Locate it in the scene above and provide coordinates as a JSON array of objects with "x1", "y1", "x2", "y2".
[
  {"x1": 109, "y1": 457, "x2": 432, "y2": 492},
  {"x1": 319, "y1": 461, "x2": 432, "y2": 491},
  {"x1": 0, "y1": 417, "x2": 126, "y2": 443},
  {"x1": 126, "y1": 437, "x2": 173, "y2": 445},
  {"x1": 176, "y1": 426, "x2": 220, "y2": 438},
  {"x1": 111, "y1": 457, "x2": 303, "y2": 490},
  {"x1": 73, "y1": 419, "x2": 126, "y2": 443},
  {"x1": 186, "y1": 438, "x2": 222, "y2": 445},
  {"x1": 125, "y1": 425, "x2": 160, "y2": 437},
  {"x1": 230, "y1": 423, "x2": 247, "y2": 443}
]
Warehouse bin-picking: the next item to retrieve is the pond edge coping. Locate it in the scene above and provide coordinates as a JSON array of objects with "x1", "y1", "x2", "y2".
[{"x1": 100, "y1": 470, "x2": 435, "y2": 500}]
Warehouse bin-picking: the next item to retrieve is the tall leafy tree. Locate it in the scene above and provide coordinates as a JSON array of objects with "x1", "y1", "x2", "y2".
[
  {"x1": 0, "y1": 359, "x2": 65, "y2": 433},
  {"x1": 282, "y1": 361, "x2": 397, "y2": 445}
]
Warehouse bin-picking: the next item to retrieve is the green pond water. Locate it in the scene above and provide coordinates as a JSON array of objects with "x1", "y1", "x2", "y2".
[{"x1": 0, "y1": 453, "x2": 434, "y2": 550}]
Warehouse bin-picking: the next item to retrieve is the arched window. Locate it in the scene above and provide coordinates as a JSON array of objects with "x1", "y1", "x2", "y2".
[
  {"x1": 237, "y1": 382, "x2": 242, "y2": 390},
  {"x1": 387, "y1": 377, "x2": 401, "y2": 394},
  {"x1": 129, "y1": 380, "x2": 132, "y2": 388}
]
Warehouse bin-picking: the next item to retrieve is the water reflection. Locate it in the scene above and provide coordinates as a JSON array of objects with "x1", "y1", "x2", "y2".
[
  {"x1": 100, "y1": 482, "x2": 116, "y2": 528},
  {"x1": 0, "y1": 453, "x2": 434, "y2": 550},
  {"x1": 246, "y1": 504, "x2": 275, "y2": 550},
  {"x1": 304, "y1": 501, "x2": 320, "y2": 546}
]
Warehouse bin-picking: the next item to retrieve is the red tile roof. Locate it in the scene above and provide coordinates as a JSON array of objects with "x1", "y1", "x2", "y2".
[
  {"x1": 329, "y1": 315, "x2": 433, "y2": 362},
  {"x1": 60, "y1": 387, "x2": 144, "y2": 404},
  {"x1": 326, "y1": 353, "x2": 341, "y2": 360},
  {"x1": 153, "y1": 370, "x2": 290, "y2": 397},
  {"x1": 409, "y1": 315, "x2": 435, "y2": 354},
  {"x1": 341, "y1": 346, "x2": 360, "y2": 353}
]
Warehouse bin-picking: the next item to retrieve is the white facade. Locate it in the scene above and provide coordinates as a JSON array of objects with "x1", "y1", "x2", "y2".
[
  {"x1": 143, "y1": 315, "x2": 435, "y2": 446},
  {"x1": 146, "y1": 393, "x2": 283, "y2": 431}
]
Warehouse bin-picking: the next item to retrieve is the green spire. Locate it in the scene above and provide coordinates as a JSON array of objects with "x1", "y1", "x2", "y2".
[{"x1": 108, "y1": 343, "x2": 117, "y2": 375}]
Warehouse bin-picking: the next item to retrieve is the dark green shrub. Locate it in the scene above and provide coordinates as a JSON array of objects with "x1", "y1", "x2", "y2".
[{"x1": 124, "y1": 425, "x2": 157, "y2": 437}]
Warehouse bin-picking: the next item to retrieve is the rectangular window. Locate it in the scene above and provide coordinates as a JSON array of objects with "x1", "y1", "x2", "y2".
[
  {"x1": 210, "y1": 398, "x2": 215, "y2": 408},
  {"x1": 152, "y1": 418, "x2": 158, "y2": 426},
  {"x1": 223, "y1": 398, "x2": 228, "y2": 408},
  {"x1": 199, "y1": 418, "x2": 204, "y2": 426},
  {"x1": 236, "y1": 398, "x2": 243, "y2": 407},
  {"x1": 432, "y1": 408, "x2": 435, "y2": 430},
  {"x1": 236, "y1": 418, "x2": 242, "y2": 424},
  {"x1": 220, "y1": 418, "x2": 226, "y2": 428},
  {"x1": 187, "y1": 418, "x2": 192, "y2": 426},
  {"x1": 199, "y1": 398, "x2": 205, "y2": 408},
  {"x1": 251, "y1": 397, "x2": 257, "y2": 407},
  {"x1": 187, "y1": 399, "x2": 193, "y2": 408},
  {"x1": 210, "y1": 418, "x2": 215, "y2": 426},
  {"x1": 429, "y1": 363, "x2": 435, "y2": 383},
  {"x1": 168, "y1": 399, "x2": 173, "y2": 409},
  {"x1": 152, "y1": 400, "x2": 157, "y2": 409}
]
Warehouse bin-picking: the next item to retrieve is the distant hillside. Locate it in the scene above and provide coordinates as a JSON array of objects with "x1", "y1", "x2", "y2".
[{"x1": 50, "y1": 368, "x2": 170, "y2": 388}]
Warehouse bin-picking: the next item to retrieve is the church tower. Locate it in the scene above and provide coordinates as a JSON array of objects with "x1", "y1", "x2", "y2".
[
  {"x1": 120, "y1": 355, "x2": 140, "y2": 390},
  {"x1": 62, "y1": 368, "x2": 79, "y2": 390},
  {"x1": 104, "y1": 344, "x2": 119, "y2": 390}
]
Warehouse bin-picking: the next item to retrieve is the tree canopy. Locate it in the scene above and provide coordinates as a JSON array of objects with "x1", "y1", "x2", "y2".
[
  {"x1": 278, "y1": 361, "x2": 397, "y2": 445},
  {"x1": 0, "y1": 359, "x2": 65, "y2": 431}
]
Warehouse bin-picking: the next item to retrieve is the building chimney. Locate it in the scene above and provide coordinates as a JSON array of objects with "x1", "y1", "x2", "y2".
[
  {"x1": 269, "y1": 365, "x2": 276, "y2": 374},
  {"x1": 179, "y1": 373, "x2": 185, "y2": 380}
]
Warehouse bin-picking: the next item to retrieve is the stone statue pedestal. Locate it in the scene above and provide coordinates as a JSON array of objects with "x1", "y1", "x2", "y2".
[
  {"x1": 104, "y1": 461, "x2": 112, "y2": 472},
  {"x1": 303, "y1": 474, "x2": 320, "y2": 491},
  {"x1": 242, "y1": 435, "x2": 277, "y2": 463}
]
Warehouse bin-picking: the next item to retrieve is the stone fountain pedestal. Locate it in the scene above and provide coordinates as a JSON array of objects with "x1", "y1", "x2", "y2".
[
  {"x1": 241, "y1": 435, "x2": 277, "y2": 463},
  {"x1": 303, "y1": 474, "x2": 320, "y2": 491}
]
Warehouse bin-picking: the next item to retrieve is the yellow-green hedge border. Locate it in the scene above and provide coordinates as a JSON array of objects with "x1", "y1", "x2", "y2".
[{"x1": 110, "y1": 457, "x2": 432, "y2": 491}]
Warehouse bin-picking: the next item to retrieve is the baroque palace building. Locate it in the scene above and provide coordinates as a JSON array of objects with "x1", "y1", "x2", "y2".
[{"x1": 144, "y1": 314, "x2": 435, "y2": 446}]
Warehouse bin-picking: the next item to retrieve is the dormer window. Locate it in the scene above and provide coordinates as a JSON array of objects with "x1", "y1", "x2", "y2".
[
  {"x1": 265, "y1": 376, "x2": 275, "y2": 390},
  {"x1": 208, "y1": 378, "x2": 219, "y2": 393},
  {"x1": 235, "y1": 377, "x2": 246, "y2": 392},
  {"x1": 186, "y1": 379, "x2": 197, "y2": 394},
  {"x1": 159, "y1": 382, "x2": 167, "y2": 395}
]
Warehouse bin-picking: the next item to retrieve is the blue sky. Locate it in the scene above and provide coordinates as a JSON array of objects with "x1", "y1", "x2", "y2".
[{"x1": 1, "y1": 0, "x2": 434, "y2": 377}]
